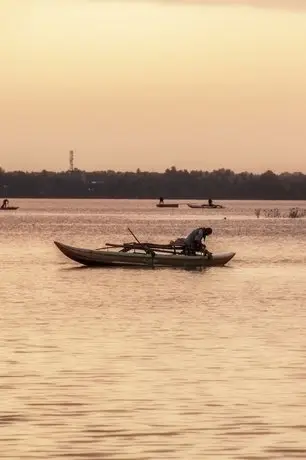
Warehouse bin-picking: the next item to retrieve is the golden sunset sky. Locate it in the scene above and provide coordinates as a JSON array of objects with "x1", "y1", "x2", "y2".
[{"x1": 1, "y1": 0, "x2": 306, "y2": 172}]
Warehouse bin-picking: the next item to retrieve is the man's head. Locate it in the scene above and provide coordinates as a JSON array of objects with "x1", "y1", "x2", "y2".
[{"x1": 203, "y1": 227, "x2": 212, "y2": 236}]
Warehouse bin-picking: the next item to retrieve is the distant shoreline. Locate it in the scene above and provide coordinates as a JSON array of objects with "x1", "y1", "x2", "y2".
[{"x1": 1, "y1": 168, "x2": 306, "y2": 200}]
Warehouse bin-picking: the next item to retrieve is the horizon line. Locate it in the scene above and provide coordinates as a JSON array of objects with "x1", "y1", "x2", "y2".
[{"x1": 1, "y1": 167, "x2": 306, "y2": 176}]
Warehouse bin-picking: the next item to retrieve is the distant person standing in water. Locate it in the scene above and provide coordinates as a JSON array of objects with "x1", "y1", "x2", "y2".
[
  {"x1": 208, "y1": 198, "x2": 213, "y2": 206},
  {"x1": 1, "y1": 198, "x2": 9, "y2": 209}
]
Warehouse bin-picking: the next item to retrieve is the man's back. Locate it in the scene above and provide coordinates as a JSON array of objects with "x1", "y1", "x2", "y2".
[{"x1": 185, "y1": 227, "x2": 203, "y2": 246}]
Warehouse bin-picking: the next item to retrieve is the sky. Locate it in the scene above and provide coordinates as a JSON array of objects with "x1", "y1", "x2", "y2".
[{"x1": 1, "y1": 0, "x2": 306, "y2": 173}]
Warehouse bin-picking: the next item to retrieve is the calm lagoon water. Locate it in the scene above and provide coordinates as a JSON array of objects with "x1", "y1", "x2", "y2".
[{"x1": 1, "y1": 199, "x2": 306, "y2": 459}]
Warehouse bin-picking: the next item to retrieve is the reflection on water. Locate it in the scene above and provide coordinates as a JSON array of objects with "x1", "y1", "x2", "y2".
[{"x1": 1, "y1": 199, "x2": 306, "y2": 459}]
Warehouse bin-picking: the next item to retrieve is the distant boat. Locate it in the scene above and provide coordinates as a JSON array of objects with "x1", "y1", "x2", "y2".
[
  {"x1": 156, "y1": 203, "x2": 179, "y2": 208},
  {"x1": 156, "y1": 196, "x2": 179, "y2": 208},
  {"x1": 0, "y1": 206, "x2": 19, "y2": 211},
  {"x1": 0, "y1": 197, "x2": 19, "y2": 211},
  {"x1": 187, "y1": 203, "x2": 224, "y2": 209}
]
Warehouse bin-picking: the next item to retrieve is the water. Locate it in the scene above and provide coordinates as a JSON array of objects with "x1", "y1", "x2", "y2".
[{"x1": 1, "y1": 199, "x2": 306, "y2": 460}]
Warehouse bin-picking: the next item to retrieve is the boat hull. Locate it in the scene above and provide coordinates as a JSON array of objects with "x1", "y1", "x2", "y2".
[
  {"x1": 0, "y1": 206, "x2": 19, "y2": 211},
  {"x1": 187, "y1": 204, "x2": 223, "y2": 209},
  {"x1": 156, "y1": 203, "x2": 179, "y2": 208},
  {"x1": 54, "y1": 241, "x2": 235, "y2": 268}
]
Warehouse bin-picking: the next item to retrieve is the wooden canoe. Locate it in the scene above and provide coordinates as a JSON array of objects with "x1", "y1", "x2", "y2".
[
  {"x1": 0, "y1": 206, "x2": 19, "y2": 211},
  {"x1": 187, "y1": 203, "x2": 224, "y2": 209},
  {"x1": 54, "y1": 241, "x2": 235, "y2": 269},
  {"x1": 156, "y1": 203, "x2": 179, "y2": 208}
]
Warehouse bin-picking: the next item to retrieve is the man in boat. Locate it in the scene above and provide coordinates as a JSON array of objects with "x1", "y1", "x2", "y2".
[
  {"x1": 171, "y1": 227, "x2": 212, "y2": 255},
  {"x1": 184, "y1": 227, "x2": 212, "y2": 254},
  {"x1": 159, "y1": 197, "x2": 164, "y2": 204},
  {"x1": 1, "y1": 198, "x2": 9, "y2": 209}
]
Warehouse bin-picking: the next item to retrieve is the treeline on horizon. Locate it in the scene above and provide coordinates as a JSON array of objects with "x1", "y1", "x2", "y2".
[{"x1": 0, "y1": 167, "x2": 306, "y2": 199}]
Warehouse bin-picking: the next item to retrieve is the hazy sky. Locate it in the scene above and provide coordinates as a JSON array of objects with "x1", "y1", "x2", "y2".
[{"x1": 1, "y1": 0, "x2": 306, "y2": 172}]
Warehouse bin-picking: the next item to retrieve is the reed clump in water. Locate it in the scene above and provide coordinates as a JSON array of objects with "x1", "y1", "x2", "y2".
[
  {"x1": 288, "y1": 207, "x2": 306, "y2": 218},
  {"x1": 263, "y1": 208, "x2": 281, "y2": 218},
  {"x1": 254, "y1": 207, "x2": 306, "y2": 218}
]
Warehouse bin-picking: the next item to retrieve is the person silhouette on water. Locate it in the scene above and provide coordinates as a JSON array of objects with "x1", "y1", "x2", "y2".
[{"x1": 1, "y1": 199, "x2": 9, "y2": 209}]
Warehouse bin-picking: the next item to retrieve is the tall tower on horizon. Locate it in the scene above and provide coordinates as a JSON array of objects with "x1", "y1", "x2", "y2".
[{"x1": 69, "y1": 150, "x2": 74, "y2": 172}]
